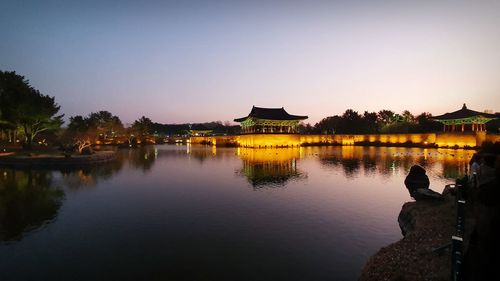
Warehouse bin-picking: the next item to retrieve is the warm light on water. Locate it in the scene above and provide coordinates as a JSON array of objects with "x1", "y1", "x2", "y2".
[{"x1": 0, "y1": 145, "x2": 472, "y2": 280}]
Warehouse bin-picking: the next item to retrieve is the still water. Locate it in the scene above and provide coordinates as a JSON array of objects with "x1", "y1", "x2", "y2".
[{"x1": 0, "y1": 145, "x2": 472, "y2": 281}]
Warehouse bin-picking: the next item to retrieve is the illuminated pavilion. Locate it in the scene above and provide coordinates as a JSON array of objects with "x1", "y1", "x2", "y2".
[
  {"x1": 432, "y1": 104, "x2": 497, "y2": 132},
  {"x1": 234, "y1": 106, "x2": 308, "y2": 134}
]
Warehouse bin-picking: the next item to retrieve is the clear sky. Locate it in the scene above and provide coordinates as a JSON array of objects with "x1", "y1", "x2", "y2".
[{"x1": 1, "y1": 0, "x2": 499, "y2": 125}]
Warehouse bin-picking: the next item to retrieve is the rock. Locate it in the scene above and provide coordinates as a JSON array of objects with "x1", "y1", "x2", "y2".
[
  {"x1": 398, "y1": 202, "x2": 416, "y2": 236},
  {"x1": 361, "y1": 196, "x2": 455, "y2": 281},
  {"x1": 412, "y1": 188, "x2": 444, "y2": 202}
]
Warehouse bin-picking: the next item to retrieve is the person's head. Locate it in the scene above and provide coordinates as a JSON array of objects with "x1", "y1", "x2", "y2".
[{"x1": 409, "y1": 165, "x2": 426, "y2": 176}]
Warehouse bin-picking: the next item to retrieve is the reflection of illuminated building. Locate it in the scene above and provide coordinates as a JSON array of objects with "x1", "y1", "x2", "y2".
[
  {"x1": 187, "y1": 144, "x2": 217, "y2": 162},
  {"x1": 237, "y1": 148, "x2": 306, "y2": 188},
  {"x1": 315, "y1": 146, "x2": 474, "y2": 179}
]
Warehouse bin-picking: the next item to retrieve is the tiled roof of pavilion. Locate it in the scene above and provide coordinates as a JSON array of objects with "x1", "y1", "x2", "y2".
[
  {"x1": 432, "y1": 104, "x2": 497, "y2": 120},
  {"x1": 234, "y1": 106, "x2": 308, "y2": 122}
]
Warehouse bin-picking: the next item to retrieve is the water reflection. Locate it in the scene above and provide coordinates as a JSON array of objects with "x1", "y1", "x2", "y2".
[
  {"x1": 125, "y1": 147, "x2": 158, "y2": 172},
  {"x1": 236, "y1": 148, "x2": 307, "y2": 188},
  {"x1": 0, "y1": 169, "x2": 64, "y2": 242},
  {"x1": 313, "y1": 146, "x2": 473, "y2": 180},
  {"x1": 187, "y1": 144, "x2": 218, "y2": 163},
  {"x1": 0, "y1": 145, "x2": 474, "y2": 244}
]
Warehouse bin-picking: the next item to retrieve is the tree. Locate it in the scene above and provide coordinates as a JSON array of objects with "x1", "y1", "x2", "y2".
[
  {"x1": 377, "y1": 110, "x2": 395, "y2": 126},
  {"x1": 402, "y1": 110, "x2": 415, "y2": 123},
  {"x1": 131, "y1": 116, "x2": 153, "y2": 137},
  {"x1": 314, "y1": 116, "x2": 342, "y2": 134},
  {"x1": 361, "y1": 111, "x2": 378, "y2": 133},
  {"x1": 67, "y1": 115, "x2": 89, "y2": 132},
  {"x1": 377, "y1": 110, "x2": 396, "y2": 133},
  {"x1": 19, "y1": 90, "x2": 64, "y2": 149},
  {"x1": 87, "y1": 111, "x2": 123, "y2": 139},
  {"x1": 415, "y1": 112, "x2": 441, "y2": 132},
  {"x1": 64, "y1": 112, "x2": 123, "y2": 153},
  {"x1": 341, "y1": 109, "x2": 362, "y2": 133},
  {"x1": 0, "y1": 71, "x2": 31, "y2": 142},
  {"x1": 0, "y1": 71, "x2": 63, "y2": 149}
]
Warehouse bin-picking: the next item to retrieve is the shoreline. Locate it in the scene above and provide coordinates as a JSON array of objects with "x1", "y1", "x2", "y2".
[
  {"x1": 359, "y1": 188, "x2": 456, "y2": 280},
  {"x1": 0, "y1": 150, "x2": 116, "y2": 168}
]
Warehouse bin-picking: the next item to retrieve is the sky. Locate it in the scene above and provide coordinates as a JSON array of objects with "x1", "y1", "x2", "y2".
[{"x1": 1, "y1": 0, "x2": 499, "y2": 125}]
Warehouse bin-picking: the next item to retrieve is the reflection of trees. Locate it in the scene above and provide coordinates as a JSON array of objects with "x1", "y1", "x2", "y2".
[
  {"x1": 126, "y1": 146, "x2": 157, "y2": 172},
  {"x1": 320, "y1": 157, "x2": 361, "y2": 178},
  {"x1": 0, "y1": 169, "x2": 64, "y2": 242},
  {"x1": 236, "y1": 148, "x2": 307, "y2": 189},
  {"x1": 317, "y1": 146, "x2": 473, "y2": 180},
  {"x1": 58, "y1": 151, "x2": 126, "y2": 189},
  {"x1": 362, "y1": 155, "x2": 377, "y2": 175}
]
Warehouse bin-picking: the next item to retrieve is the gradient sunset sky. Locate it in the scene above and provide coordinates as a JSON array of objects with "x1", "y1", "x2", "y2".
[{"x1": 1, "y1": 0, "x2": 499, "y2": 125}]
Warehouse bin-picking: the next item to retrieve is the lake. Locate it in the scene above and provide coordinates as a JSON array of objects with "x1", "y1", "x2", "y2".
[{"x1": 0, "y1": 145, "x2": 472, "y2": 281}]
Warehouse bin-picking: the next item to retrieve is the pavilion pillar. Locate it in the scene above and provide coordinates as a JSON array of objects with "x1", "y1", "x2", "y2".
[
  {"x1": 443, "y1": 125, "x2": 446, "y2": 132},
  {"x1": 461, "y1": 124, "x2": 464, "y2": 132}
]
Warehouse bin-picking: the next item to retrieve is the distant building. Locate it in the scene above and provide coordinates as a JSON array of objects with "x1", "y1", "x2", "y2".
[
  {"x1": 187, "y1": 130, "x2": 213, "y2": 137},
  {"x1": 432, "y1": 104, "x2": 497, "y2": 132},
  {"x1": 234, "y1": 106, "x2": 308, "y2": 134}
]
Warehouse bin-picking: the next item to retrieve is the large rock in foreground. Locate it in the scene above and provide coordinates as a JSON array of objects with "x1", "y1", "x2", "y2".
[{"x1": 360, "y1": 195, "x2": 455, "y2": 281}]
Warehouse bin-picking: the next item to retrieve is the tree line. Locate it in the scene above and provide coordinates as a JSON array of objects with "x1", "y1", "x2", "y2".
[
  {"x1": 303, "y1": 109, "x2": 442, "y2": 134},
  {"x1": 2, "y1": 70, "x2": 498, "y2": 152}
]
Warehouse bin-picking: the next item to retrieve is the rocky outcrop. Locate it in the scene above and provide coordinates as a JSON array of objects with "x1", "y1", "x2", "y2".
[{"x1": 360, "y1": 193, "x2": 455, "y2": 281}]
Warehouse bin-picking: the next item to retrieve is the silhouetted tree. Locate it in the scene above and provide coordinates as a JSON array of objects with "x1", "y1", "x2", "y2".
[
  {"x1": 415, "y1": 112, "x2": 441, "y2": 132},
  {"x1": 0, "y1": 71, "x2": 63, "y2": 149},
  {"x1": 298, "y1": 122, "x2": 314, "y2": 134},
  {"x1": 132, "y1": 116, "x2": 153, "y2": 137},
  {"x1": 377, "y1": 109, "x2": 395, "y2": 129},
  {"x1": 341, "y1": 109, "x2": 362, "y2": 133},
  {"x1": 87, "y1": 111, "x2": 123, "y2": 138},
  {"x1": 402, "y1": 110, "x2": 415, "y2": 123},
  {"x1": 314, "y1": 116, "x2": 342, "y2": 134},
  {"x1": 361, "y1": 111, "x2": 378, "y2": 133}
]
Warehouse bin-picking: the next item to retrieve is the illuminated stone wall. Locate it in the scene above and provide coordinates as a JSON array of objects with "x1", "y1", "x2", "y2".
[
  {"x1": 238, "y1": 134, "x2": 302, "y2": 148},
  {"x1": 300, "y1": 134, "x2": 436, "y2": 146},
  {"x1": 435, "y1": 132, "x2": 482, "y2": 148},
  {"x1": 190, "y1": 132, "x2": 499, "y2": 148},
  {"x1": 485, "y1": 133, "x2": 500, "y2": 144}
]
